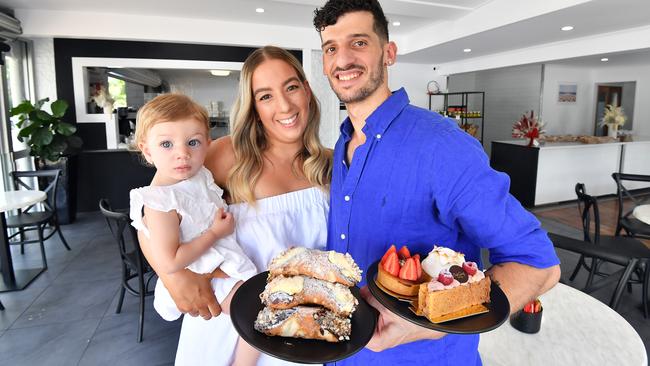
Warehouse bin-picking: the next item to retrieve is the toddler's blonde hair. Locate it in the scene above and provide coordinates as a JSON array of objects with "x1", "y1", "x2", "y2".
[{"x1": 134, "y1": 93, "x2": 209, "y2": 150}]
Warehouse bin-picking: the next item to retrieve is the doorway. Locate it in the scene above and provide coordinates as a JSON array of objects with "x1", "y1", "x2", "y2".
[{"x1": 594, "y1": 82, "x2": 636, "y2": 136}]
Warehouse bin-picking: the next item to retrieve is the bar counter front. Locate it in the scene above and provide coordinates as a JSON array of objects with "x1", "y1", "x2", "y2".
[{"x1": 490, "y1": 137, "x2": 650, "y2": 207}]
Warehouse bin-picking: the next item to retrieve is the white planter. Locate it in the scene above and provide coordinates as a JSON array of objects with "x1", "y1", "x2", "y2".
[{"x1": 607, "y1": 124, "x2": 618, "y2": 138}]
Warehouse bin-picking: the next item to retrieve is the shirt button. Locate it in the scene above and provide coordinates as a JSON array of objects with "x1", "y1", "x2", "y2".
[
  {"x1": 340, "y1": 234, "x2": 346, "y2": 240},
  {"x1": 344, "y1": 195, "x2": 350, "y2": 201},
  {"x1": 376, "y1": 134, "x2": 382, "y2": 139}
]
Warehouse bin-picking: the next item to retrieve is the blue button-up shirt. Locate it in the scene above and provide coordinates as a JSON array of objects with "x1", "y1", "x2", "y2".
[{"x1": 327, "y1": 88, "x2": 559, "y2": 365}]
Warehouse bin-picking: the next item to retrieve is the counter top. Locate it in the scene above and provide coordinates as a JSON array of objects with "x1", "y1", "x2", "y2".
[{"x1": 494, "y1": 136, "x2": 650, "y2": 150}]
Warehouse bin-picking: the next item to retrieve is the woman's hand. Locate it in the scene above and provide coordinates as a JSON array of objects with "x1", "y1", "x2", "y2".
[
  {"x1": 360, "y1": 286, "x2": 446, "y2": 352},
  {"x1": 159, "y1": 269, "x2": 223, "y2": 319}
]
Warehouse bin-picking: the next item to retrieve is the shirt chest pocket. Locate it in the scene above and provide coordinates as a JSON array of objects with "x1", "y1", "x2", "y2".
[{"x1": 379, "y1": 193, "x2": 431, "y2": 227}]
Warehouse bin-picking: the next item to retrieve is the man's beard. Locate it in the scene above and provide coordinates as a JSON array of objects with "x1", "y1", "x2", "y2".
[{"x1": 329, "y1": 56, "x2": 385, "y2": 104}]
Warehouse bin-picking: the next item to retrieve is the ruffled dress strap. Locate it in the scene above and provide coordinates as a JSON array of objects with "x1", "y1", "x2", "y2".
[{"x1": 129, "y1": 185, "x2": 184, "y2": 238}]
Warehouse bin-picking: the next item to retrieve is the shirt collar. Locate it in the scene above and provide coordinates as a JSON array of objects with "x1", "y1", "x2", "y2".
[{"x1": 339, "y1": 88, "x2": 410, "y2": 139}]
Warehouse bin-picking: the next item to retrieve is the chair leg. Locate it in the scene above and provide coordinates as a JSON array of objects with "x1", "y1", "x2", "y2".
[
  {"x1": 0, "y1": 300, "x2": 5, "y2": 311},
  {"x1": 19, "y1": 228, "x2": 25, "y2": 254},
  {"x1": 54, "y1": 219, "x2": 71, "y2": 251},
  {"x1": 569, "y1": 255, "x2": 586, "y2": 281},
  {"x1": 138, "y1": 274, "x2": 146, "y2": 343},
  {"x1": 584, "y1": 257, "x2": 599, "y2": 291},
  {"x1": 609, "y1": 259, "x2": 639, "y2": 311},
  {"x1": 38, "y1": 225, "x2": 47, "y2": 269},
  {"x1": 116, "y1": 285, "x2": 126, "y2": 314},
  {"x1": 643, "y1": 261, "x2": 649, "y2": 319},
  {"x1": 116, "y1": 266, "x2": 128, "y2": 314}
]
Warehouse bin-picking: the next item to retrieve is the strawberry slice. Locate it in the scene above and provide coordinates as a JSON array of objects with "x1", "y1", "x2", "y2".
[
  {"x1": 437, "y1": 269, "x2": 454, "y2": 285},
  {"x1": 412, "y1": 254, "x2": 422, "y2": 279},
  {"x1": 398, "y1": 257, "x2": 419, "y2": 281},
  {"x1": 383, "y1": 252, "x2": 400, "y2": 276},
  {"x1": 523, "y1": 302, "x2": 534, "y2": 313},
  {"x1": 462, "y1": 261, "x2": 478, "y2": 276},
  {"x1": 534, "y1": 299, "x2": 542, "y2": 313},
  {"x1": 381, "y1": 245, "x2": 397, "y2": 265},
  {"x1": 398, "y1": 246, "x2": 411, "y2": 260}
]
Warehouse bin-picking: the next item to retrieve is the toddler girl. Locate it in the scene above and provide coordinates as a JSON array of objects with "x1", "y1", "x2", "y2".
[{"x1": 129, "y1": 94, "x2": 258, "y2": 366}]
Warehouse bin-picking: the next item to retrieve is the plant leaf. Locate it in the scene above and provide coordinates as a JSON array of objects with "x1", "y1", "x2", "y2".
[
  {"x1": 67, "y1": 135, "x2": 83, "y2": 149},
  {"x1": 56, "y1": 122, "x2": 76, "y2": 136},
  {"x1": 18, "y1": 123, "x2": 38, "y2": 138},
  {"x1": 50, "y1": 134, "x2": 68, "y2": 153},
  {"x1": 51, "y1": 99, "x2": 68, "y2": 118},
  {"x1": 35, "y1": 110, "x2": 54, "y2": 122},
  {"x1": 32, "y1": 127, "x2": 54, "y2": 146},
  {"x1": 9, "y1": 100, "x2": 34, "y2": 116},
  {"x1": 34, "y1": 98, "x2": 49, "y2": 110}
]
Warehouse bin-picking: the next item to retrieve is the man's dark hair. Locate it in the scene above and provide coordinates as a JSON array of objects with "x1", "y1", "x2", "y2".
[{"x1": 313, "y1": 0, "x2": 389, "y2": 42}]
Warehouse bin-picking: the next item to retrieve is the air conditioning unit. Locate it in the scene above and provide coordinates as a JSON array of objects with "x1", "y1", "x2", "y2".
[{"x1": 0, "y1": 12, "x2": 22, "y2": 41}]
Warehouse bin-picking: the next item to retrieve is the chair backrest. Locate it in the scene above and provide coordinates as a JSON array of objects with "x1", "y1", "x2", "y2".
[
  {"x1": 612, "y1": 173, "x2": 650, "y2": 220},
  {"x1": 575, "y1": 183, "x2": 601, "y2": 244},
  {"x1": 11, "y1": 169, "x2": 61, "y2": 214},
  {"x1": 99, "y1": 198, "x2": 148, "y2": 273}
]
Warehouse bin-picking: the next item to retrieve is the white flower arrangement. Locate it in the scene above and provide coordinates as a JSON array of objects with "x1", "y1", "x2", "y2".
[
  {"x1": 600, "y1": 104, "x2": 626, "y2": 128},
  {"x1": 89, "y1": 83, "x2": 115, "y2": 113}
]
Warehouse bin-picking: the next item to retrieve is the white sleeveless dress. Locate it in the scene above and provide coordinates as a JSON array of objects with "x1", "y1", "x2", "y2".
[
  {"x1": 174, "y1": 187, "x2": 329, "y2": 366},
  {"x1": 129, "y1": 167, "x2": 258, "y2": 321}
]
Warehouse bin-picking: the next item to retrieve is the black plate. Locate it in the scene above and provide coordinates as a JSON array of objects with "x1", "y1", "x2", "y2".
[
  {"x1": 231, "y1": 271, "x2": 378, "y2": 364},
  {"x1": 366, "y1": 260, "x2": 510, "y2": 334}
]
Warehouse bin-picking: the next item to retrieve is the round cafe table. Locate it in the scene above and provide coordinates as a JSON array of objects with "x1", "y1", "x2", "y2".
[
  {"x1": 633, "y1": 205, "x2": 650, "y2": 226},
  {"x1": 479, "y1": 283, "x2": 647, "y2": 365},
  {"x1": 0, "y1": 190, "x2": 47, "y2": 292}
]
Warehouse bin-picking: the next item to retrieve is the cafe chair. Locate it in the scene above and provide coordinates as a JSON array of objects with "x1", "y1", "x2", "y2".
[
  {"x1": 5, "y1": 170, "x2": 71, "y2": 268},
  {"x1": 612, "y1": 173, "x2": 650, "y2": 241},
  {"x1": 99, "y1": 198, "x2": 155, "y2": 343},
  {"x1": 552, "y1": 183, "x2": 649, "y2": 317}
]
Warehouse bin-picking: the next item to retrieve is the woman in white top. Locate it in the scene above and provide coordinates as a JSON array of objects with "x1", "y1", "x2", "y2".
[{"x1": 138, "y1": 46, "x2": 332, "y2": 365}]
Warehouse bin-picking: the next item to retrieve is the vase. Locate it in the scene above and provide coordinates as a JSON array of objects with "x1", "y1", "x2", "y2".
[{"x1": 607, "y1": 124, "x2": 618, "y2": 138}]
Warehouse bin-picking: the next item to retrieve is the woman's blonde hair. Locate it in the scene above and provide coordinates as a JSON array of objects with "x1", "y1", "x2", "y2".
[
  {"x1": 228, "y1": 46, "x2": 332, "y2": 204},
  {"x1": 134, "y1": 93, "x2": 209, "y2": 150}
]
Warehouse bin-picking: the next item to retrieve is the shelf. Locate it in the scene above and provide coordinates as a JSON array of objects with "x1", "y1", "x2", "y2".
[{"x1": 429, "y1": 91, "x2": 485, "y2": 144}]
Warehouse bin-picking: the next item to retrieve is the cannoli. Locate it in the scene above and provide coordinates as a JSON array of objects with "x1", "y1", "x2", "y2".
[
  {"x1": 260, "y1": 276, "x2": 358, "y2": 316},
  {"x1": 268, "y1": 247, "x2": 362, "y2": 287},
  {"x1": 254, "y1": 306, "x2": 351, "y2": 342}
]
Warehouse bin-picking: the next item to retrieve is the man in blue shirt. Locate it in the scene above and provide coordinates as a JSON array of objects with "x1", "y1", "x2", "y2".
[{"x1": 313, "y1": 0, "x2": 561, "y2": 364}]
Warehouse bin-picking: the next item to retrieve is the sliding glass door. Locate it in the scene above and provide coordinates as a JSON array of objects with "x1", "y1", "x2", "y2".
[{"x1": 1, "y1": 39, "x2": 35, "y2": 190}]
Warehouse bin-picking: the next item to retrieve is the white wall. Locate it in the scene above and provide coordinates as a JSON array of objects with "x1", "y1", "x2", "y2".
[
  {"x1": 541, "y1": 64, "x2": 593, "y2": 135},
  {"x1": 159, "y1": 70, "x2": 239, "y2": 116},
  {"x1": 542, "y1": 60, "x2": 650, "y2": 137},
  {"x1": 449, "y1": 64, "x2": 542, "y2": 154},
  {"x1": 309, "y1": 50, "x2": 340, "y2": 149},
  {"x1": 32, "y1": 37, "x2": 57, "y2": 101},
  {"x1": 590, "y1": 63, "x2": 650, "y2": 137},
  {"x1": 388, "y1": 62, "x2": 447, "y2": 110}
]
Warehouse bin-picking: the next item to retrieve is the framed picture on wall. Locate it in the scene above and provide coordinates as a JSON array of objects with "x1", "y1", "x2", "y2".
[{"x1": 558, "y1": 83, "x2": 577, "y2": 103}]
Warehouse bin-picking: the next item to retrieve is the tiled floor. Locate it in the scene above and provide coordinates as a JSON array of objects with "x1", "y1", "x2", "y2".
[
  {"x1": 0, "y1": 212, "x2": 180, "y2": 366},
  {"x1": 0, "y1": 212, "x2": 648, "y2": 365}
]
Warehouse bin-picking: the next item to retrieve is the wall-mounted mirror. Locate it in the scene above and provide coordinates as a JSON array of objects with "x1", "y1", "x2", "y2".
[{"x1": 72, "y1": 57, "x2": 243, "y2": 148}]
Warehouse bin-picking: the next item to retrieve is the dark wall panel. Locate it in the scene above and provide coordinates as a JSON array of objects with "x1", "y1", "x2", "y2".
[{"x1": 53, "y1": 38, "x2": 302, "y2": 212}]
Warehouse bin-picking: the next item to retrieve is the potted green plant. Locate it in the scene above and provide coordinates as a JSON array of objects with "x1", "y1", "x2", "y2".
[
  {"x1": 10, "y1": 98, "x2": 82, "y2": 162},
  {"x1": 10, "y1": 98, "x2": 83, "y2": 223}
]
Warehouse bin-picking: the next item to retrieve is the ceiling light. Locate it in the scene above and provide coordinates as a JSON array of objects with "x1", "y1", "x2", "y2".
[
  {"x1": 463, "y1": 48, "x2": 472, "y2": 53},
  {"x1": 392, "y1": 21, "x2": 401, "y2": 26},
  {"x1": 210, "y1": 70, "x2": 231, "y2": 76},
  {"x1": 561, "y1": 26, "x2": 574, "y2": 31},
  {"x1": 601, "y1": 58, "x2": 609, "y2": 62},
  {"x1": 256, "y1": 8, "x2": 264, "y2": 13}
]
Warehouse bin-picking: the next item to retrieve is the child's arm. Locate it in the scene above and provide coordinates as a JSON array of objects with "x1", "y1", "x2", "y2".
[{"x1": 144, "y1": 206, "x2": 235, "y2": 274}]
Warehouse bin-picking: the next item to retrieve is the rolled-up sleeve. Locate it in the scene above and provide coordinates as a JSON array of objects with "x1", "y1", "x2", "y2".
[{"x1": 433, "y1": 128, "x2": 560, "y2": 269}]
